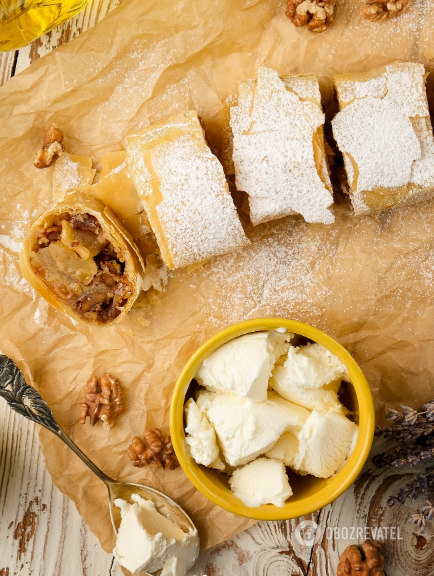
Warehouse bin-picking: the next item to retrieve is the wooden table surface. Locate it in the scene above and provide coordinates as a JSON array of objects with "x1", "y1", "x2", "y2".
[{"x1": 0, "y1": 2, "x2": 432, "y2": 574}]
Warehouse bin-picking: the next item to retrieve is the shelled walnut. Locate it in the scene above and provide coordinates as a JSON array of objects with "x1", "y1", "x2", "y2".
[
  {"x1": 79, "y1": 374, "x2": 124, "y2": 430},
  {"x1": 127, "y1": 428, "x2": 179, "y2": 470},
  {"x1": 337, "y1": 540, "x2": 384, "y2": 576},
  {"x1": 286, "y1": 0, "x2": 336, "y2": 32},
  {"x1": 360, "y1": 0, "x2": 411, "y2": 21},
  {"x1": 33, "y1": 124, "x2": 65, "y2": 168}
]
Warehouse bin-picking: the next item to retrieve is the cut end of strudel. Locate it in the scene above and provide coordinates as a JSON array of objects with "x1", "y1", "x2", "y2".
[
  {"x1": 229, "y1": 67, "x2": 334, "y2": 226},
  {"x1": 124, "y1": 110, "x2": 249, "y2": 270},
  {"x1": 332, "y1": 62, "x2": 434, "y2": 215}
]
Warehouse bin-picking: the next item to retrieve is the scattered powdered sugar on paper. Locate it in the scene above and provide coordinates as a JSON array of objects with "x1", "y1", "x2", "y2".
[
  {"x1": 189, "y1": 216, "x2": 338, "y2": 327},
  {"x1": 1, "y1": 250, "x2": 33, "y2": 295},
  {"x1": 0, "y1": 235, "x2": 22, "y2": 253},
  {"x1": 34, "y1": 300, "x2": 49, "y2": 327},
  {"x1": 52, "y1": 153, "x2": 95, "y2": 201},
  {"x1": 230, "y1": 67, "x2": 334, "y2": 226}
]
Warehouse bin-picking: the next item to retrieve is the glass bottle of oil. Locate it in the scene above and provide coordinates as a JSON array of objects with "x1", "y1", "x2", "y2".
[{"x1": 0, "y1": 0, "x2": 90, "y2": 52}]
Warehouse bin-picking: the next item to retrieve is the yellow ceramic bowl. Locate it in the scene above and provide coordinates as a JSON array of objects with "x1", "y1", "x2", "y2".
[{"x1": 169, "y1": 318, "x2": 375, "y2": 520}]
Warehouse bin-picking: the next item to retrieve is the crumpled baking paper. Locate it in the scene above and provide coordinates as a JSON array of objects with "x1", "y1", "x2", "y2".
[{"x1": 1, "y1": 0, "x2": 434, "y2": 557}]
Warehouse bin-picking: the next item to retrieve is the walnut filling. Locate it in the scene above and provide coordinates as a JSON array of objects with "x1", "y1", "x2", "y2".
[{"x1": 30, "y1": 212, "x2": 132, "y2": 324}]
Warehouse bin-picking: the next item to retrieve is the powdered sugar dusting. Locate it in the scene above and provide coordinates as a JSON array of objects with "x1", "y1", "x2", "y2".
[
  {"x1": 333, "y1": 96, "x2": 421, "y2": 191},
  {"x1": 153, "y1": 134, "x2": 249, "y2": 268},
  {"x1": 230, "y1": 67, "x2": 334, "y2": 226},
  {"x1": 333, "y1": 63, "x2": 434, "y2": 214}
]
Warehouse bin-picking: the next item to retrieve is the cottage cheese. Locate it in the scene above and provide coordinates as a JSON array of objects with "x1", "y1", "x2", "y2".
[
  {"x1": 198, "y1": 390, "x2": 309, "y2": 467},
  {"x1": 195, "y1": 330, "x2": 291, "y2": 402},
  {"x1": 229, "y1": 458, "x2": 293, "y2": 507},
  {"x1": 113, "y1": 495, "x2": 199, "y2": 576}
]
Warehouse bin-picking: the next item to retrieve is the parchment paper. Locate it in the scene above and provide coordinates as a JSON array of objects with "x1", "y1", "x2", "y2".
[{"x1": 1, "y1": 0, "x2": 434, "y2": 557}]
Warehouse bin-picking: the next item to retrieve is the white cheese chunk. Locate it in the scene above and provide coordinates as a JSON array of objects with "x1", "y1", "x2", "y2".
[
  {"x1": 270, "y1": 343, "x2": 349, "y2": 412},
  {"x1": 113, "y1": 495, "x2": 199, "y2": 576},
  {"x1": 184, "y1": 398, "x2": 224, "y2": 469},
  {"x1": 294, "y1": 411, "x2": 358, "y2": 478},
  {"x1": 265, "y1": 430, "x2": 304, "y2": 472},
  {"x1": 198, "y1": 390, "x2": 310, "y2": 467},
  {"x1": 195, "y1": 330, "x2": 292, "y2": 402},
  {"x1": 229, "y1": 457, "x2": 293, "y2": 507}
]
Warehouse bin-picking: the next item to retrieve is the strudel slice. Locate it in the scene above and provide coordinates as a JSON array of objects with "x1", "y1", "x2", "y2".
[
  {"x1": 229, "y1": 67, "x2": 334, "y2": 226},
  {"x1": 21, "y1": 193, "x2": 144, "y2": 326},
  {"x1": 332, "y1": 62, "x2": 434, "y2": 214},
  {"x1": 124, "y1": 110, "x2": 249, "y2": 269}
]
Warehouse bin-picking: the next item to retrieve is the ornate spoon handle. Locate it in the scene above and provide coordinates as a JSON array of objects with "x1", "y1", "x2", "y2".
[
  {"x1": 0, "y1": 354, "x2": 113, "y2": 484},
  {"x1": 0, "y1": 354, "x2": 61, "y2": 434}
]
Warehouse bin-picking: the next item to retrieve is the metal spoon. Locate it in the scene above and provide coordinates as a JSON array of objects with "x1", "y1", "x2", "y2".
[{"x1": 0, "y1": 354, "x2": 199, "y2": 574}]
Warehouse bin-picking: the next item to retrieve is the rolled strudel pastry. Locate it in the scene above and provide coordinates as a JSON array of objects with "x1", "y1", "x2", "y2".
[
  {"x1": 332, "y1": 62, "x2": 434, "y2": 214},
  {"x1": 228, "y1": 67, "x2": 334, "y2": 226},
  {"x1": 124, "y1": 110, "x2": 249, "y2": 269},
  {"x1": 20, "y1": 193, "x2": 144, "y2": 326}
]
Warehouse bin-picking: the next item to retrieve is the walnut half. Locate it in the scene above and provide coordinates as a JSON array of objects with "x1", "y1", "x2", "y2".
[
  {"x1": 127, "y1": 428, "x2": 179, "y2": 470},
  {"x1": 360, "y1": 0, "x2": 412, "y2": 21},
  {"x1": 337, "y1": 540, "x2": 384, "y2": 576},
  {"x1": 79, "y1": 373, "x2": 124, "y2": 430},
  {"x1": 286, "y1": 0, "x2": 336, "y2": 32},
  {"x1": 33, "y1": 124, "x2": 65, "y2": 168}
]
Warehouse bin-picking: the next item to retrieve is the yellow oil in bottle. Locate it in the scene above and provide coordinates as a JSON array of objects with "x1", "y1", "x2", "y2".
[{"x1": 0, "y1": 0, "x2": 90, "y2": 52}]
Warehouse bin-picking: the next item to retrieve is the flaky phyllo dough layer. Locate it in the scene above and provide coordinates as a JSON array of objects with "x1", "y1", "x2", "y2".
[
  {"x1": 332, "y1": 62, "x2": 434, "y2": 214},
  {"x1": 20, "y1": 193, "x2": 144, "y2": 326}
]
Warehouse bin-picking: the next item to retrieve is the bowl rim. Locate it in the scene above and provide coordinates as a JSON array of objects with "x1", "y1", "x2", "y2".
[{"x1": 169, "y1": 318, "x2": 375, "y2": 520}]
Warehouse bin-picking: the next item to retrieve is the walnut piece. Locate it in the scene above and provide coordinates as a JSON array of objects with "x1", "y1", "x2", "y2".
[
  {"x1": 286, "y1": 0, "x2": 336, "y2": 32},
  {"x1": 337, "y1": 540, "x2": 385, "y2": 576},
  {"x1": 360, "y1": 0, "x2": 411, "y2": 21},
  {"x1": 127, "y1": 428, "x2": 179, "y2": 470},
  {"x1": 79, "y1": 373, "x2": 124, "y2": 430},
  {"x1": 33, "y1": 124, "x2": 65, "y2": 168}
]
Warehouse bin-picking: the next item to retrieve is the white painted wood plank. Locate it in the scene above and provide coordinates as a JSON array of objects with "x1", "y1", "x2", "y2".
[
  {"x1": 188, "y1": 516, "x2": 318, "y2": 576},
  {"x1": 0, "y1": 52, "x2": 17, "y2": 87},
  {"x1": 0, "y1": 400, "x2": 123, "y2": 576},
  {"x1": 15, "y1": 0, "x2": 124, "y2": 76}
]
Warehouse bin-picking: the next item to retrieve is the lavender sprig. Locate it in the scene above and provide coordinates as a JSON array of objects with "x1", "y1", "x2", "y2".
[{"x1": 376, "y1": 401, "x2": 434, "y2": 532}]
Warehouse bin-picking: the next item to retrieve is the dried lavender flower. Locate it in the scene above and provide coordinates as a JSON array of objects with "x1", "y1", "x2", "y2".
[
  {"x1": 409, "y1": 510, "x2": 426, "y2": 532},
  {"x1": 392, "y1": 458, "x2": 408, "y2": 468},
  {"x1": 386, "y1": 408, "x2": 402, "y2": 422},
  {"x1": 421, "y1": 501, "x2": 434, "y2": 521},
  {"x1": 423, "y1": 401, "x2": 434, "y2": 421},
  {"x1": 374, "y1": 425, "x2": 383, "y2": 437},
  {"x1": 378, "y1": 400, "x2": 434, "y2": 532},
  {"x1": 401, "y1": 405, "x2": 419, "y2": 426},
  {"x1": 420, "y1": 450, "x2": 434, "y2": 462},
  {"x1": 387, "y1": 495, "x2": 398, "y2": 507}
]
